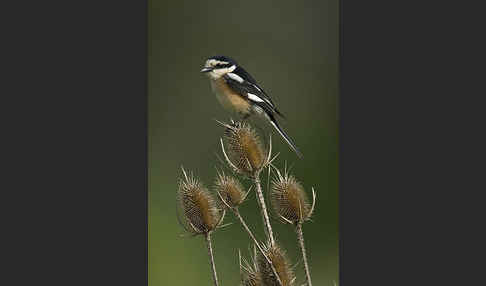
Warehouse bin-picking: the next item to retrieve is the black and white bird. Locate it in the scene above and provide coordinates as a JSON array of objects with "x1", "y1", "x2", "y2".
[{"x1": 201, "y1": 55, "x2": 303, "y2": 158}]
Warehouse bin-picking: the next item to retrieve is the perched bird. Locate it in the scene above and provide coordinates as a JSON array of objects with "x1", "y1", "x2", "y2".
[{"x1": 201, "y1": 55, "x2": 303, "y2": 158}]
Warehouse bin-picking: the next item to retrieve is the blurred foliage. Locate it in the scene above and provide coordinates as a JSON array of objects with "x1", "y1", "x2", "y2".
[{"x1": 149, "y1": 0, "x2": 339, "y2": 285}]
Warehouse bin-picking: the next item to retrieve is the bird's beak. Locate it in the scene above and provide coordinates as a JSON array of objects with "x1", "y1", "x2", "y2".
[{"x1": 200, "y1": 67, "x2": 213, "y2": 73}]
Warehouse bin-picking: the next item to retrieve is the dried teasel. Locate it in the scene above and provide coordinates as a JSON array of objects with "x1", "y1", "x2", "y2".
[
  {"x1": 239, "y1": 249, "x2": 263, "y2": 286},
  {"x1": 214, "y1": 170, "x2": 250, "y2": 209},
  {"x1": 218, "y1": 120, "x2": 274, "y2": 177},
  {"x1": 257, "y1": 243, "x2": 296, "y2": 286},
  {"x1": 177, "y1": 167, "x2": 224, "y2": 235},
  {"x1": 271, "y1": 167, "x2": 316, "y2": 286},
  {"x1": 270, "y1": 167, "x2": 316, "y2": 225},
  {"x1": 243, "y1": 274, "x2": 261, "y2": 286}
]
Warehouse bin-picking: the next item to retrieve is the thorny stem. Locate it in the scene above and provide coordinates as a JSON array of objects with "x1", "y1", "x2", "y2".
[
  {"x1": 205, "y1": 232, "x2": 219, "y2": 286},
  {"x1": 253, "y1": 171, "x2": 275, "y2": 247},
  {"x1": 296, "y1": 223, "x2": 312, "y2": 286},
  {"x1": 234, "y1": 209, "x2": 283, "y2": 286}
]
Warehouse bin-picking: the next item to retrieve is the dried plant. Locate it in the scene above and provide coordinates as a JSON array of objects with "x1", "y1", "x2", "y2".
[
  {"x1": 219, "y1": 120, "x2": 268, "y2": 177},
  {"x1": 177, "y1": 167, "x2": 225, "y2": 286},
  {"x1": 214, "y1": 170, "x2": 248, "y2": 209},
  {"x1": 270, "y1": 167, "x2": 316, "y2": 286},
  {"x1": 218, "y1": 119, "x2": 278, "y2": 247},
  {"x1": 239, "y1": 243, "x2": 296, "y2": 286},
  {"x1": 215, "y1": 171, "x2": 282, "y2": 285},
  {"x1": 176, "y1": 120, "x2": 320, "y2": 286},
  {"x1": 239, "y1": 248, "x2": 262, "y2": 286},
  {"x1": 257, "y1": 243, "x2": 296, "y2": 286}
]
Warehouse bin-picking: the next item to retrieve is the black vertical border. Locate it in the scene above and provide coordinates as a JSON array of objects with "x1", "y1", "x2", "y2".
[
  {"x1": 341, "y1": 0, "x2": 483, "y2": 285},
  {"x1": 3, "y1": 0, "x2": 148, "y2": 285}
]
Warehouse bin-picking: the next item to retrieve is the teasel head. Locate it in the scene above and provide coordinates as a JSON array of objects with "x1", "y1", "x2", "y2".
[
  {"x1": 214, "y1": 170, "x2": 251, "y2": 210},
  {"x1": 270, "y1": 166, "x2": 316, "y2": 225},
  {"x1": 257, "y1": 243, "x2": 296, "y2": 286},
  {"x1": 242, "y1": 274, "x2": 261, "y2": 286},
  {"x1": 218, "y1": 119, "x2": 276, "y2": 178},
  {"x1": 177, "y1": 167, "x2": 225, "y2": 235},
  {"x1": 239, "y1": 249, "x2": 263, "y2": 286}
]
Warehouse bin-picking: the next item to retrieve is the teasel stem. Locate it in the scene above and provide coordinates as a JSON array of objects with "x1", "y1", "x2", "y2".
[
  {"x1": 205, "y1": 232, "x2": 219, "y2": 286},
  {"x1": 253, "y1": 171, "x2": 275, "y2": 247},
  {"x1": 216, "y1": 189, "x2": 282, "y2": 286},
  {"x1": 234, "y1": 208, "x2": 283, "y2": 286},
  {"x1": 296, "y1": 223, "x2": 312, "y2": 286}
]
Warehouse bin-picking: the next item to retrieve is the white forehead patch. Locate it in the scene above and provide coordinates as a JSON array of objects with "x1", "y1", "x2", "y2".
[
  {"x1": 206, "y1": 59, "x2": 229, "y2": 67},
  {"x1": 208, "y1": 64, "x2": 236, "y2": 79}
]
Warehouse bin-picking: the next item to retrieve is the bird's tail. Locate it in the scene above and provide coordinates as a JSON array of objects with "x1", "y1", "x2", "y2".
[{"x1": 268, "y1": 117, "x2": 303, "y2": 159}]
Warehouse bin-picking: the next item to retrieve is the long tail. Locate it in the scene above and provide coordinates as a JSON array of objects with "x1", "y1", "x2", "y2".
[{"x1": 268, "y1": 116, "x2": 303, "y2": 159}]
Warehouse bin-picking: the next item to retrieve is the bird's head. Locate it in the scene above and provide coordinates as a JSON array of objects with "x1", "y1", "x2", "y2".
[{"x1": 201, "y1": 55, "x2": 238, "y2": 79}]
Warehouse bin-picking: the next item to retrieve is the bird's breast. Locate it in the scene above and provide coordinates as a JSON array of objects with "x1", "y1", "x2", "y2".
[{"x1": 210, "y1": 78, "x2": 250, "y2": 116}]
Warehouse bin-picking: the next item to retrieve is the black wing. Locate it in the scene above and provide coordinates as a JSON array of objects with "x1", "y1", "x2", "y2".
[
  {"x1": 223, "y1": 68, "x2": 284, "y2": 117},
  {"x1": 223, "y1": 68, "x2": 302, "y2": 158},
  {"x1": 233, "y1": 67, "x2": 278, "y2": 108}
]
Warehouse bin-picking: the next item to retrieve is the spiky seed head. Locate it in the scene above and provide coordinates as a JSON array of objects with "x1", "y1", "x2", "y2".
[
  {"x1": 240, "y1": 247, "x2": 263, "y2": 286},
  {"x1": 271, "y1": 171, "x2": 311, "y2": 224},
  {"x1": 214, "y1": 172, "x2": 245, "y2": 209},
  {"x1": 257, "y1": 243, "x2": 295, "y2": 286},
  {"x1": 242, "y1": 272, "x2": 262, "y2": 286},
  {"x1": 177, "y1": 168, "x2": 221, "y2": 234},
  {"x1": 224, "y1": 121, "x2": 266, "y2": 176}
]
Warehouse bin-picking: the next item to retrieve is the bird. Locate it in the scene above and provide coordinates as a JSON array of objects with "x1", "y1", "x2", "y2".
[{"x1": 201, "y1": 55, "x2": 303, "y2": 158}]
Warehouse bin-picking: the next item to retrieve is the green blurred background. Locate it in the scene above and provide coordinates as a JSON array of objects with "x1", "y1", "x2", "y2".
[{"x1": 149, "y1": 1, "x2": 339, "y2": 285}]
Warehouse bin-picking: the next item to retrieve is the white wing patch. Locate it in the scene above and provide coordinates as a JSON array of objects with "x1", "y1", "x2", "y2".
[
  {"x1": 227, "y1": 72, "x2": 244, "y2": 83},
  {"x1": 248, "y1": 83, "x2": 274, "y2": 107},
  {"x1": 251, "y1": 83, "x2": 262, "y2": 92},
  {"x1": 247, "y1": 93, "x2": 264, "y2": 103}
]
